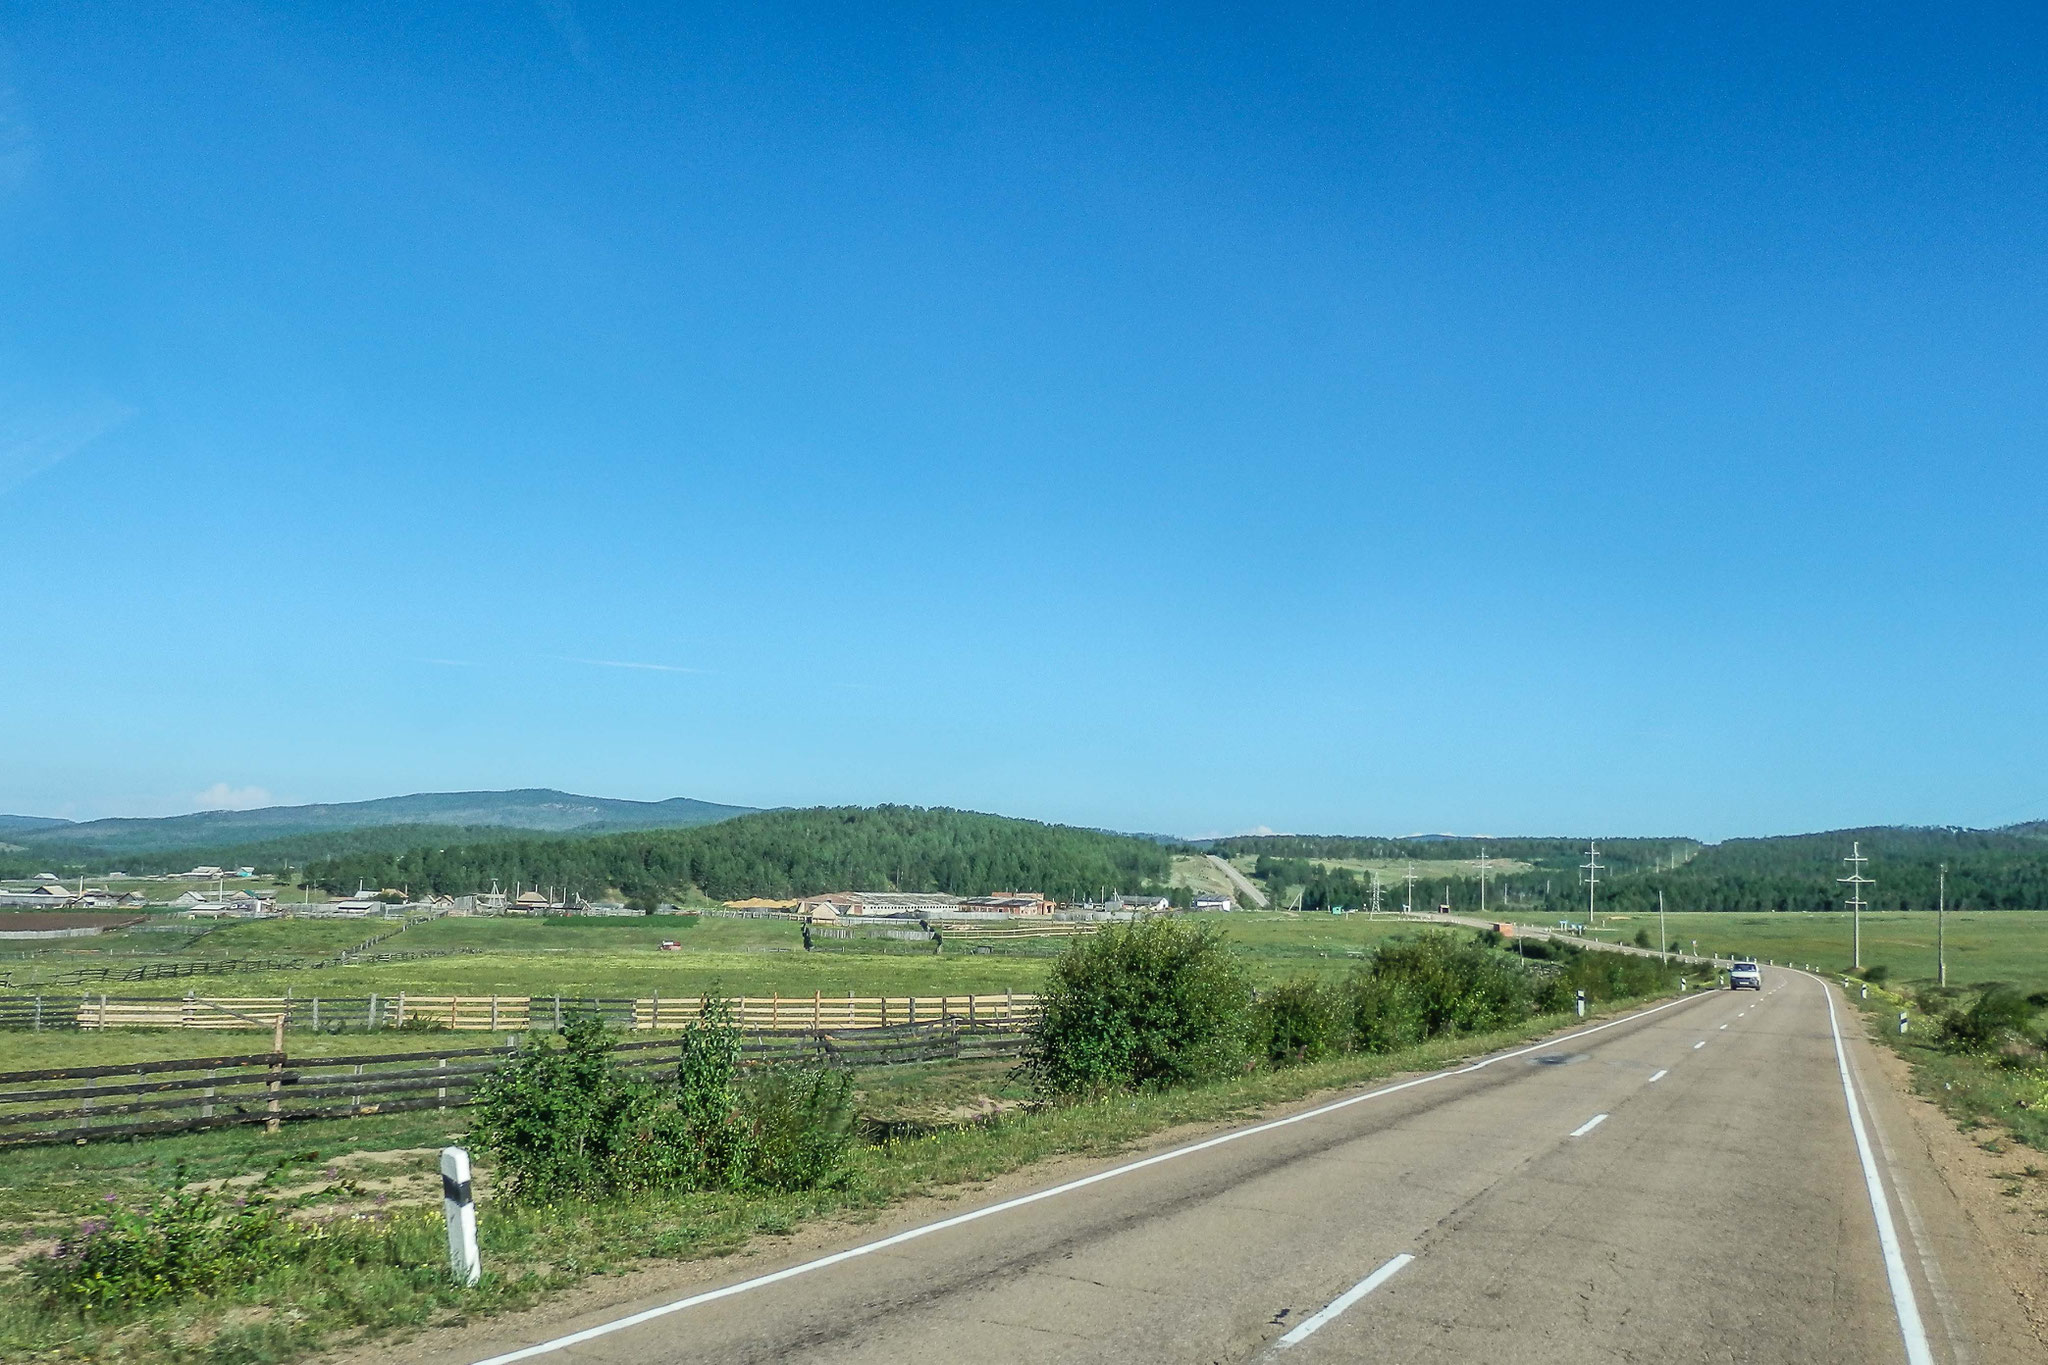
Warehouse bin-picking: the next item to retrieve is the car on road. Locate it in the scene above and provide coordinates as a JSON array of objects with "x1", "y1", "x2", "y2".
[{"x1": 1729, "y1": 961, "x2": 1762, "y2": 990}]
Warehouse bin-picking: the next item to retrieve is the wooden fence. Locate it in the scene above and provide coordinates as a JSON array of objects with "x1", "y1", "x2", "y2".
[
  {"x1": 10, "y1": 990, "x2": 1040, "y2": 1033},
  {"x1": 0, "y1": 1019, "x2": 1030, "y2": 1148}
]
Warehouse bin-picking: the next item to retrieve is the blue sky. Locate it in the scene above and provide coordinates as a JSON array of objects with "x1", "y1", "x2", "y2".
[{"x1": 2, "y1": 4, "x2": 2044, "y2": 840}]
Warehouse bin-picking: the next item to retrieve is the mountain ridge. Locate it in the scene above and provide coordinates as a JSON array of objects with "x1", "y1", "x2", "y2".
[{"x1": 1, "y1": 789, "x2": 757, "y2": 852}]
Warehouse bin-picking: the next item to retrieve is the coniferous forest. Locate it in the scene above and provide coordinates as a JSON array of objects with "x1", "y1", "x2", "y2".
[{"x1": 301, "y1": 806, "x2": 1177, "y2": 905}]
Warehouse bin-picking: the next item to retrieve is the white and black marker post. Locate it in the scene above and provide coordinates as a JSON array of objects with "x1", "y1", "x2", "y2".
[
  {"x1": 1576, "y1": 990, "x2": 1586, "y2": 1018},
  {"x1": 441, "y1": 1146, "x2": 481, "y2": 1287}
]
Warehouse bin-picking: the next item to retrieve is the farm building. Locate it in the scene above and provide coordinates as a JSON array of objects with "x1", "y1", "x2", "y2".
[
  {"x1": 797, "y1": 892, "x2": 963, "y2": 919},
  {"x1": 956, "y1": 892, "x2": 1055, "y2": 915}
]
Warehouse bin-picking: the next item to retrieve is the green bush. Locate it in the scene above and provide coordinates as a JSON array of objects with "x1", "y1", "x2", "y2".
[
  {"x1": 1353, "y1": 934, "x2": 1532, "y2": 1043},
  {"x1": 1252, "y1": 979, "x2": 1352, "y2": 1065},
  {"x1": 26, "y1": 1163, "x2": 309, "y2": 1313},
  {"x1": 671, "y1": 996, "x2": 754, "y2": 1190},
  {"x1": 1347, "y1": 971, "x2": 1429, "y2": 1051},
  {"x1": 1862, "y1": 964, "x2": 1890, "y2": 985},
  {"x1": 471, "y1": 998, "x2": 861, "y2": 1199},
  {"x1": 1023, "y1": 918, "x2": 1253, "y2": 1095},
  {"x1": 1539, "y1": 943, "x2": 1685, "y2": 1010},
  {"x1": 1940, "y1": 986, "x2": 2037, "y2": 1052},
  {"x1": 469, "y1": 1011, "x2": 662, "y2": 1200},
  {"x1": 746, "y1": 1066, "x2": 856, "y2": 1190}
]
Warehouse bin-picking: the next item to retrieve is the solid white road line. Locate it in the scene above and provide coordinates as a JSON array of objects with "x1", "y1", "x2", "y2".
[
  {"x1": 1693, "y1": 1041, "x2": 1706, "y2": 1049},
  {"x1": 1568, "y1": 1113, "x2": 1608, "y2": 1138},
  {"x1": 1272, "y1": 1254, "x2": 1416, "y2": 1348},
  {"x1": 460, "y1": 991, "x2": 1718, "y2": 1365},
  {"x1": 1816, "y1": 976, "x2": 1935, "y2": 1365},
  {"x1": 1647, "y1": 1069, "x2": 1668, "y2": 1083},
  {"x1": 1719, "y1": 1023, "x2": 1729, "y2": 1029}
]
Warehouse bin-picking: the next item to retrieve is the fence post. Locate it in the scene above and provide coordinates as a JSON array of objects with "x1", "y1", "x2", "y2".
[
  {"x1": 1006, "y1": 988, "x2": 1014, "y2": 1020},
  {"x1": 99, "y1": 993, "x2": 108, "y2": 1029},
  {"x1": 184, "y1": 990, "x2": 195, "y2": 1030},
  {"x1": 969, "y1": 994, "x2": 977, "y2": 1023},
  {"x1": 553, "y1": 995, "x2": 562, "y2": 1030},
  {"x1": 370, "y1": 994, "x2": 380, "y2": 1029},
  {"x1": 490, "y1": 995, "x2": 499, "y2": 1031},
  {"x1": 772, "y1": 993, "x2": 780, "y2": 1030},
  {"x1": 33, "y1": 996, "x2": 40, "y2": 1032},
  {"x1": 266, "y1": 1013, "x2": 285, "y2": 1134},
  {"x1": 909, "y1": 996, "x2": 917, "y2": 1025},
  {"x1": 650, "y1": 991, "x2": 658, "y2": 1031},
  {"x1": 438, "y1": 1056, "x2": 448, "y2": 1107},
  {"x1": 814, "y1": 991, "x2": 820, "y2": 1030},
  {"x1": 312, "y1": 998, "x2": 320, "y2": 1031},
  {"x1": 397, "y1": 992, "x2": 406, "y2": 1027},
  {"x1": 202, "y1": 1067, "x2": 217, "y2": 1119}
]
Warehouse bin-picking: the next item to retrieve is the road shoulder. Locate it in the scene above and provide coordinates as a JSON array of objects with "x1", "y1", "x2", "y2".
[{"x1": 1852, "y1": 998, "x2": 2048, "y2": 1360}]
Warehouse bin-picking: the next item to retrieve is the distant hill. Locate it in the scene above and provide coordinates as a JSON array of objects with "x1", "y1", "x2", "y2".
[
  {"x1": 1, "y1": 789, "x2": 757, "y2": 855},
  {"x1": 302, "y1": 805, "x2": 1177, "y2": 904},
  {"x1": 0, "y1": 815, "x2": 73, "y2": 835}
]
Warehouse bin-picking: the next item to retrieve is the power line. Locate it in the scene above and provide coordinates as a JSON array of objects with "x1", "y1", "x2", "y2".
[
  {"x1": 1580, "y1": 840, "x2": 1603, "y2": 929},
  {"x1": 1839, "y1": 841, "x2": 1872, "y2": 970}
]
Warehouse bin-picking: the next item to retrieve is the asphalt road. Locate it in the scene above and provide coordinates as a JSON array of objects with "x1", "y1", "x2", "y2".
[{"x1": 441, "y1": 971, "x2": 2036, "y2": 1365}]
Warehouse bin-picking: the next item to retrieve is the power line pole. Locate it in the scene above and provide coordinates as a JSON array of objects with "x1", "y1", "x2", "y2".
[
  {"x1": 1477, "y1": 845, "x2": 1491, "y2": 920},
  {"x1": 1937, "y1": 863, "x2": 1947, "y2": 987},
  {"x1": 1659, "y1": 887, "x2": 1667, "y2": 960},
  {"x1": 1580, "y1": 840, "x2": 1602, "y2": 931},
  {"x1": 1839, "y1": 841, "x2": 1872, "y2": 970},
  {"x1": 1403, "y1": 861, "x2": 1415, "y2": 916},
  {"x1": 1368, "y1": 870, "x2": 1383, "y2": 918}
]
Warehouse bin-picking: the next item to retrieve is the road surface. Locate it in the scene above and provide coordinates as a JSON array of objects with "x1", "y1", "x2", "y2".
[
  {"x1": 1208, "y1": 854, "x2": 1269, "y2": 909},
  {"x1": 434, "y1": 970, "x2": 2035, "y2": 1365}
]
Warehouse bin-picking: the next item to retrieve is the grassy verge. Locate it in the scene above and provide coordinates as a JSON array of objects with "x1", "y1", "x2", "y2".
[
  {"x1": 0, "y1": 986, "x2": 1687, "y2": 1364},
  {"x1": 1845, "y1": 979, "x2": 2048, "y2": 1153}
]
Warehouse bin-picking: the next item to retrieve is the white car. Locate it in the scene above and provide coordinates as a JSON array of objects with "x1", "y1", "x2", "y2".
[{"x1": 1729, "y1": 962, "x2": 1762, "y2": 991}]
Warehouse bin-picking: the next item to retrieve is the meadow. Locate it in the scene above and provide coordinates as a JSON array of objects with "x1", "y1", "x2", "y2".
[
  {"x1": 0, "y1": 910, "x2": 1453, "y2": 1003},
  {"x1": 1497, "y1": 908, "x2": 2048, "y2": 991}
]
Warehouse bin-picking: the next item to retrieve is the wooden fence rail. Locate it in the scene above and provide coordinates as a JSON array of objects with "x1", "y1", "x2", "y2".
[
  {"x1": 0, "y1": 1019, "x2": 1029, "y2": 1148},
  {"x1": 11, "y1": 990, "x2": 1039, "y2": 1033}
]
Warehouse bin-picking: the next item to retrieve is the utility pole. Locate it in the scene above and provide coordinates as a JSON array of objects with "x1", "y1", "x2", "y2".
[
  {"x1": 1659, "y1": 887, "x2": 1667, "y2": 960},
  {"x1": 1477, "y1": 845, "x2": 1491, "y2": 920},
  {"x1": 1404, "y1": 861, "x2": 1415, "y2": 916},
  {"x1": 1581, "y1": 840, "x2": 1602, "y2": 931},
  {"x1": 1368, "y1": 870, "x2": 1383, "y2": 918},
  {"x1": 1838, "y1": 841, "x2": 1872, "y2": 970},
  {"x1": 1937, "y1": 863, "x2": 1947, "y2": 987}
]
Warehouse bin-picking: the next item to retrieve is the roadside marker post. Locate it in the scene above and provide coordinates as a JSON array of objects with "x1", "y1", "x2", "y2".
[
  {"x1": 442, "y1": 1147, "x2": 481, "y2": 1287},
  {"x1": 1575, "y1": 990, "x2": 1586, "y2": 1018},
  {"x1": 1897, "y1": 1012, "x2": 1908, "y2": 1036}
]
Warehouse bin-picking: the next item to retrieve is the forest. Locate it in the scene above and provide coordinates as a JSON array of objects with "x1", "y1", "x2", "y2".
[
  {"x1": 300, "y1": 806, "x2": 1179, "y2": 904},
  {"x1": 1235, "y1": 826, "x2": 2048, "y2": 916}
]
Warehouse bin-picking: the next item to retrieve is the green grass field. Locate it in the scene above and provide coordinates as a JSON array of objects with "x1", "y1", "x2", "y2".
[
  {"x1": 0, "y1": 910, "x2": 1469, "y2": 1003},
  {"x1": 1493, "y1": 909, "x2": 2048, "y2": 991}
]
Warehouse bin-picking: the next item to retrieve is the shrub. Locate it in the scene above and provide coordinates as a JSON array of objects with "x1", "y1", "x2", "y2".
[
  {"x1": 1940, "y1": 986, "x2": 2037, "y2": 1052},
  {"x1": 1354, "y1": 934, "x2": 1532, "y2": 1042},
  {"x1": 1252, "y1": 979, "x2": 1352, "y2": 1065},
  {"x1": 745, "y1": 1066, "x2": 856, "y2": 1190},
  {"x1": 672, "y1": 997, "x2": 753, "y2": 1191},
  {"x1": 1024, "y1": 918, "x2": 1253, "y2": 1096},
  {"x1": 26, "y1": 1163, "x2": 308, "y2": 1313},
  {"x1": 1633, "y1": 928, "x2": 1652, "y2": 949},
  {"x1": 469, "y1": 1011, "x2": 660, "y2": 1201},
  {"x1": 1862, "y1": 964, "x2": 1890, "y2": 985}
]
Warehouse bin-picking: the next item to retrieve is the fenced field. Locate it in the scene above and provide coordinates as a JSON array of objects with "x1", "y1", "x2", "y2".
[
  {"x1": 5, "y1": 989, "x2": 1038, "y2": 1033},
  {"x1": 0, "y1": 1017, "x2": 1031, "y2": 1148}
]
